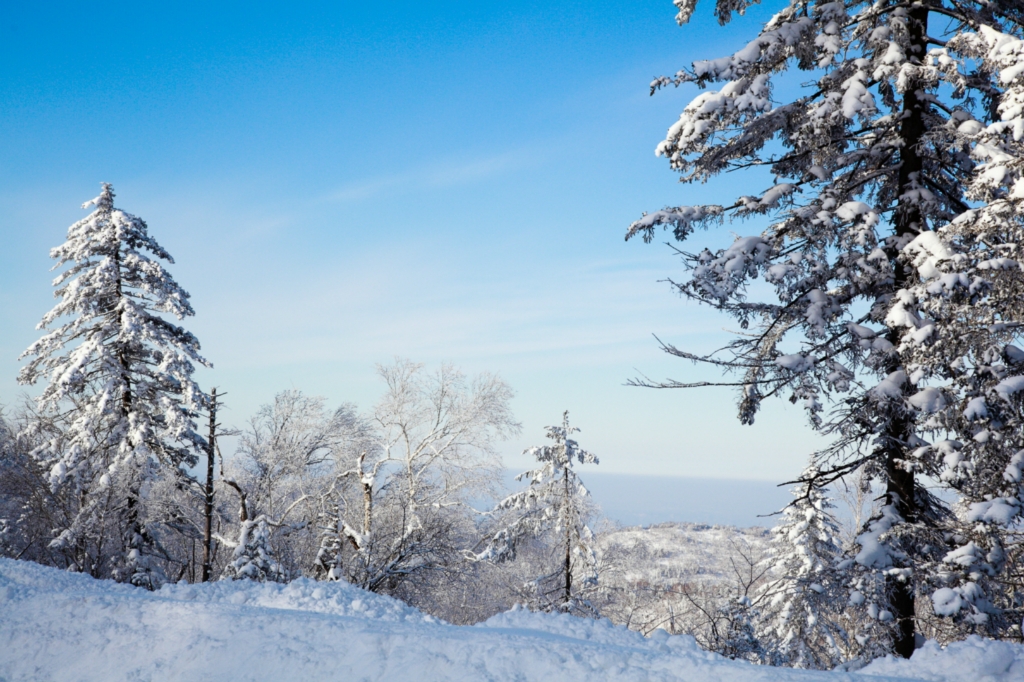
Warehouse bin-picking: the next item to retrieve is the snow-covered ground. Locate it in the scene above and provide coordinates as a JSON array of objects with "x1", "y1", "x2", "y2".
[{"x1": 1, "y1": 558, "x2": 1021, "y2": 682}]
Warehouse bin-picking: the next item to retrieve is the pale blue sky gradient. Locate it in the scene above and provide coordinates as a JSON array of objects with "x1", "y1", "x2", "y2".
[{"x1": 0, "y1": 0, "x2": 825, "y2": 481}]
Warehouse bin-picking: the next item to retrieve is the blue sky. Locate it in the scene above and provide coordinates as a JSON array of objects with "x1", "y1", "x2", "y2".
[{"x1": 0, "y1": 0, "x2": 826, "y2": 482}]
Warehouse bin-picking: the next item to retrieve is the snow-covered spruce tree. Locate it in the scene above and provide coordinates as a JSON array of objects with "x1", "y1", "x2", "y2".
[
  {"x1": 628, "y1": 0, "x2": 1024, "y2": 657},
  {"x1": 18, "y1": 183, "x2": 210, "y2": 588},
  {"x1": 473, "y1": 411, "x2": 599, "y2": 613},
  {"x1": 220, "y1": 505, "x2": 287, "y2": 583},
  {"x1": 758, "y1": 467, "x2": 847, "y2": 669}
]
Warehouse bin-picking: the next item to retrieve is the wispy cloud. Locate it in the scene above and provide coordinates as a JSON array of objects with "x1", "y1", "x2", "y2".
[
  {"x1": 196, "y1": 248, "x2": 717, "y2": 373},
  {"x1": 325, "y1": 149, "x2": 540, "y2": 203}
]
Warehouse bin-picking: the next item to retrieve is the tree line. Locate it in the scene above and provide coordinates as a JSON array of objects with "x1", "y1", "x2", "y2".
[{"x1": 0, "y1": 185, "x2": 600, "y2": 619}]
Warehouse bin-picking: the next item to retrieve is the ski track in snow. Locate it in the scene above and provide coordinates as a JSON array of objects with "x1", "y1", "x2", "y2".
[{"x1": 1, "y1": 559, "x2": 1022, "y2": 682}]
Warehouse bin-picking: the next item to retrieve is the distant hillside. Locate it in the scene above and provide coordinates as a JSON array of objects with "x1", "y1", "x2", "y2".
[
  {"x1": 593, "y1": 522, "x2": 771, "y2": 638},
  {"x1": 598, "y1": 521, "x2": 771, "y2": 585}
]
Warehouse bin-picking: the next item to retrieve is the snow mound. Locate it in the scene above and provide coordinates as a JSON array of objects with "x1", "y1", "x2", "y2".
[
  {"x1": 157, "y1": 574, "x2": 435, "y2": 623},
  {"x1": 1, "y1": 558, "x2": 1021, "y2": 682},
  {"x1": 0, "y1": 555, "x2": 432, "y2": 624},
  {"x1": 860, "y1": 637, "x2": 1024, "y2": 682}
]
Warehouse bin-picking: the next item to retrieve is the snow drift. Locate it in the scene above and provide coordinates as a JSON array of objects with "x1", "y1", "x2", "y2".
[{"x1": 0, "y1": 558, "x2": 1021, "y2": 682}]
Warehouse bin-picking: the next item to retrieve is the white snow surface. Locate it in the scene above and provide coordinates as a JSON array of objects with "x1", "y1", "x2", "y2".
[{"x1": 2, "y1": 558, "x2": 1023, "y2": 682}]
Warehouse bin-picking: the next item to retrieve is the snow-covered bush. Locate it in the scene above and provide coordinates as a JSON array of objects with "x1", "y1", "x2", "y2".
[
  {"x1": 221, "y1": 516, "x2": 287, "y2": 583},
  {"x1": 228, "y1": 390, "x2": 372, "y2": 579},
  {"x1": 210, "y1": 361, "x2": 520, "y2": 621}
]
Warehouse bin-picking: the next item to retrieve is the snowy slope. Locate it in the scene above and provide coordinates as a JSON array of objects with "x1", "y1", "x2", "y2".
[{"x1": 1, "y1": 558, "x2": 1022, "y2": 682}]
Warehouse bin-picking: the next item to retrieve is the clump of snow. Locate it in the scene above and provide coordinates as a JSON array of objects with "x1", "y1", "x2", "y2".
[
  {"x1": 930, "y1": 588, "x2": 964, "y2": 617},
  {"x1": 908, "y1": 387, "x2": 947, "y2": 414},
  {"x1": 776, "y1": 353, "x2": 813, "y2": 373},
  {"x1": 1005, "y1": 345, "x2": 1024, "y2": 364},
  {"x1": 870, "y1": 371, "x2": 906, "y2": 401},
  {"x1": 964, "y1": 397, "x2": 989, "y2": 421},
  {"x1": 903, "y1": 232, "x2": 952, "y2": 280},
  {"x1": 967, "y1": 499, "x2": 1020, "y2": 525},
  {"x1": 1, "y1": 558, "x2": 1022, "y2": 681},
  {"x1": 994, "y1": 376, "x2": 1024, "y2": 402}
]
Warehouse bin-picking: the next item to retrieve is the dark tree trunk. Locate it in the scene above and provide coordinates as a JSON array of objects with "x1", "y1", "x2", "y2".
[
  {"x1": 201, "y1": 388, "x2": 218, "y2": 582},
  {"x1": 113, "y1": 241, "x2": 146, "y2": 586},
  {"x1": 563, "y1": 467, "x2": 572, "y2": 606},
  {"x1": 883, "y1": 5, "x2": 930, "y2": 659},
  {"x1": 882, "y1": 400, "x2": 917, "y2": 659}
]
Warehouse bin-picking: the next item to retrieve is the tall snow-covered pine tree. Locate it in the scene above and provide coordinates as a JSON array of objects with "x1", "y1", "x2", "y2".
[
  {"x1": 19, "y1": 183, "x2": 210, "y2": 587},
  {"x1": 629, "y1": 0, "x2": 1024, "y2": 657}
]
